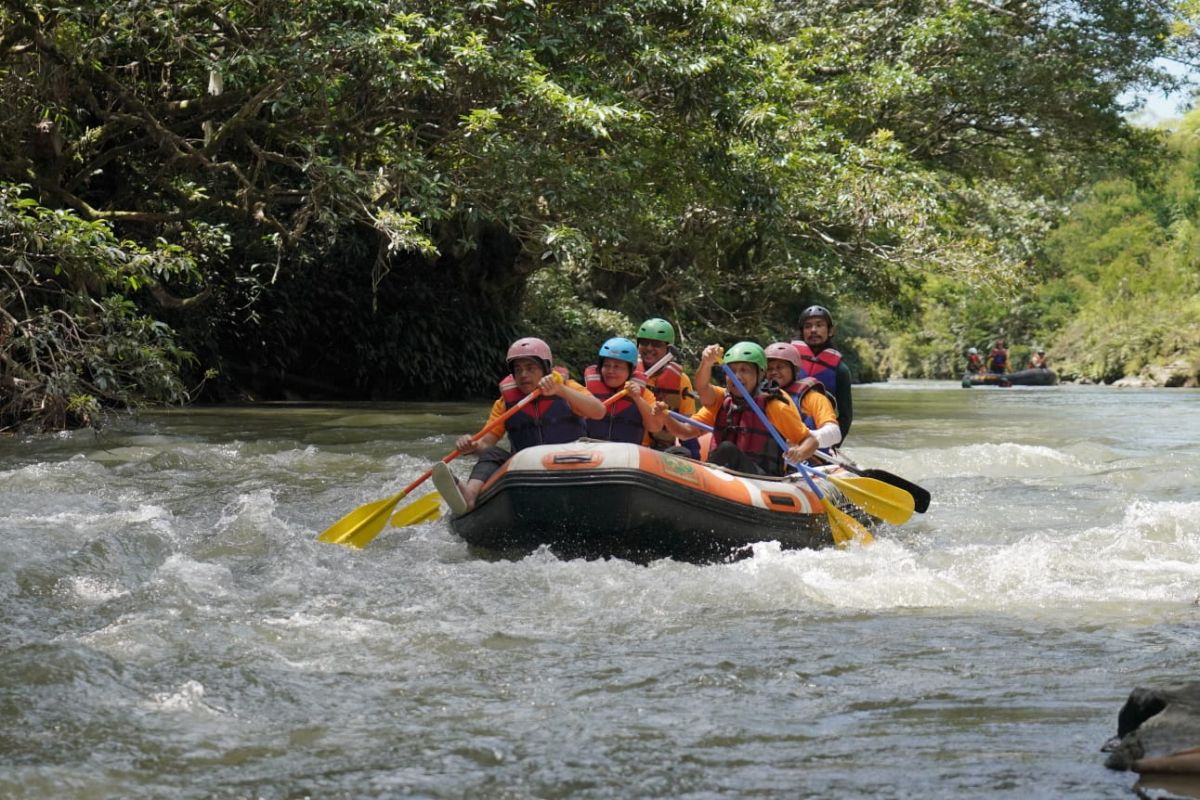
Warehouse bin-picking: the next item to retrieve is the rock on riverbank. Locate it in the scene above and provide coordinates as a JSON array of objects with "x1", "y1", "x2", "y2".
[{"x1": 1104, "y1": 682, "x2": 1200, "y2": 774}]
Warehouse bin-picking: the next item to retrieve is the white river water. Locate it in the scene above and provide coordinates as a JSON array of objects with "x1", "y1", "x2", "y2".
[{"x1": 1, "y1": 381, "x2": 1198, "y2": 798}]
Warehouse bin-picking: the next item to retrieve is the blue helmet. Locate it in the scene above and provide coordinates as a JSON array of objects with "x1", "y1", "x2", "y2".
[{"x1": 598, "y1": 337, "x2": 639, "y2": 366}]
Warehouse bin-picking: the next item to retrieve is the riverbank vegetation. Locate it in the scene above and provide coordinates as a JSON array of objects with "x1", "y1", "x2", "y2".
[
  {"x1": 885, "y1": 113, "x2": 1200, "y2": 386},
  {"x1": 3, "y1": 1, "x2": 1199, "y2": 429}
]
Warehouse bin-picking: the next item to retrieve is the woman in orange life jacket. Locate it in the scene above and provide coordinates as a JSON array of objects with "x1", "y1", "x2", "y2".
[
  {"x1": 661, "y1": 342, "x2": 818, "y2": 476},
  {"x1": 634, "y1": 317, "x2": 701, "y2": 458},
  {"x1": 762, "y1": 342, "x2": 842, "y2": 453},
  {"x1": 452, "y1": 337, "x2": 605, "y2": 512},
  {"x1": 790, "y1": 305, "x2": 853, "y2": 442},
  {"x1": 583, "y1": 337, "x2": 665, "y2": 443}
]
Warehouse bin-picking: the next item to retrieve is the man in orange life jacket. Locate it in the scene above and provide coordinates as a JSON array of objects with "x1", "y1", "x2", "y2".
[
  {"x1": 662, "y1": 342, "x2": 818, "y2": 476},
  {"x1": 791, "y1": 305, "x2": 853, "y2": 442},
  {"x1": 763, "y1": 342, "x2": 842, "y2": 452},
  {"x1": 582, "y1": 337, "x2": 664, "y2": 443},
  {"x1": 451, "y1": 337, "x2": 605, "y2": 511},
  {"x1": 634, "y1": 318, "x2": 701, "y2": 458},
  {"x1": 988, "y1": 338, "x2": 1009, "y2": 374}
]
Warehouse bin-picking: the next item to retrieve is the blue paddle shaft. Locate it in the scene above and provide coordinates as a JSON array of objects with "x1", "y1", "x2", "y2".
[
  {"x1": 718, "y1": 363, "x2": 824, "y2": 498},
  {"x1": 668, "y1": 410, "x2": 712, "y2": 432}
]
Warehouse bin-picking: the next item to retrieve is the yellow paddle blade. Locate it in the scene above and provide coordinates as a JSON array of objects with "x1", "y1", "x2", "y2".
[
  {"x1": 826, "y1": 502, "x2": 875, "y2": 547},
  {"x1": 390, "y1": 493, "x2": 442, "y2": 528},
  {"x1": 317, "y1": 490, "x2": 406, "y2": 549},
  {"x1": 827, "y1": 474, "x2": 915, "y2": 525}
]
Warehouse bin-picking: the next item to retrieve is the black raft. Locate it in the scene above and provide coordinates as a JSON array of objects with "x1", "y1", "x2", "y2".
[
  {"x1": 962, "y1": 367, "x2": 1058, "y2": 387},
  {"x1": 446, "y1": 441, "x2": 856, "y2": 564}
]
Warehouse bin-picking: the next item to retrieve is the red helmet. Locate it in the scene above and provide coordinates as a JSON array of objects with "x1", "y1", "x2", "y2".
[
  {"x1": 506, "y1": 337, "x2": 553, "y2": 372},
  {"x1": 764, "y1": 342, "x2": 802, "y2": 369}
]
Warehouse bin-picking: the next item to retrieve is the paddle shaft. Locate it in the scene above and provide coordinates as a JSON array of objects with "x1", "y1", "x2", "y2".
[
  {"x1": 600, "y1": 352, "x2": 674, "y2": 408},
  {"x1": 719, "y1": 363, "x2": 824, "y2": 497},
  {"x1": 671, "y1": 400, "x2": 814, "y2": 488},
  {"x1": 409, "y1": 384, "x2": 548, "y2": 493},
  {"x1": 668, "y1": 409, "x2": 712, "y2": 432},
  {"x1": 670, "y1": 410, "x2": 913, "y2": 523},
  {"x1": 395, "y1": 353, "x2": 673, "y2": 521},
  {"x1": 716, "y1": 364, "x2": 880, "y2": 543}
]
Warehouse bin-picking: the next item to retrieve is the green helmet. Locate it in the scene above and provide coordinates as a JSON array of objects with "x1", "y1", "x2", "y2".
[
  {"x1": 725, "y1": 341, "x2": 767, "y2": 372},
  {"x1": 635, "y1": 318, "x2": 675, "y2": 345}
]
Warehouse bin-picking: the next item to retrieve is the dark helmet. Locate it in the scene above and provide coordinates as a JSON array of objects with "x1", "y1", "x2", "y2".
[{"x1": 799, "y1": 305, "x2": 833, "y2": 327}]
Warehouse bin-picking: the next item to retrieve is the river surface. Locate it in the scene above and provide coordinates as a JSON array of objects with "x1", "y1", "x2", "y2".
[{"x1": 2, "y1": 381, "x2": 1198, "y2": 799}]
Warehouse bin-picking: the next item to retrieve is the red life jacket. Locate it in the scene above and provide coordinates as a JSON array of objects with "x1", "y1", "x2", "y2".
[
  {"x1": 967, "y1": 353, "x2": 983, "y2": 372},
  {"x1": 711, "y1": 391, "x2": 787, "y2": 476},
  {"x1": 644, "y1": 360, "x2": 684, "y2": 399},
  {"x1": 582, "y1": 364, "x2": 646, "y2": 444},
  {"x1": 641, "y1": 360, "x2": 687, "y2": 450},
  {"x1": 498, "y1": 367, "x2": 586, "y2": 451},
  {"x1": 791, "y1": 342, "x2": 842, "y2": 397}
]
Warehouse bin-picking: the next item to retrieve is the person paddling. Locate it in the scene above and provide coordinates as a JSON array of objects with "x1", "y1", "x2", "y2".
[
  {"x1": 791, "y1": 305, "x2": 853, "y2": 442},
  {"x1": 1029, "y1": 348, "x2": 1047, "y2": 369},
  {"x1": 582, "y1": 337, "x2": 664, "y2": 443},
  {"x1": 439, "y1": 337, "x2": 604, "y2": 513},
  {"x1": 662, "y1": 342, "x2": 818, "y2": 476},
  {"x1": 635, "y1": 317, "x2": 701, "y2": 457}
]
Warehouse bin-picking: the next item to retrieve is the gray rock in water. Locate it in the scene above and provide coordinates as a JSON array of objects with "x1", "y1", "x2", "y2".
[
  {"x1": 1111, "y1": 375, "x2": 1154, "y2": 388},
  {"x1": 1144, "y1": 360, "x2": 1199, "y2": 388},
  {"x1": 1104, "y1": 682, "x2": 1200, "y2": 772}
]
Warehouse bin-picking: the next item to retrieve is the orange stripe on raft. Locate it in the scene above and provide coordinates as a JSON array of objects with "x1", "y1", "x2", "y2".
[
  {"x1": 639, "y1": 449, "x2": 821, "y2": 515},
  {"x1": 479, "y1": 443, "x2": 825, "y2": 515}
]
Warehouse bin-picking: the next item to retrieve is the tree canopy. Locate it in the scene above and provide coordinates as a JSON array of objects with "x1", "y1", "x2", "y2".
[{"x1": 3, "y1": 0, "x2": 1198, "y2": 427}]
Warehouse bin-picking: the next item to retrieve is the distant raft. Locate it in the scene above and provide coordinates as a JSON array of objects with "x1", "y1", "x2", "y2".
[
  {"x1": 962, "y1": 368, "x2": 1058, "y2": 387},
  {"x1": 447, "y1": 441, "x2": 865, "y2": 564}
]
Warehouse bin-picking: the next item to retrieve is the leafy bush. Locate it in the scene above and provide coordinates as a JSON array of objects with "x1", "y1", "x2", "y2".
[
  {"x1": 1, "y1": 184, "x2": 197, "y2": 430},
  {"x1": 521, "y1": 269, "x2": 634, "y2": 380}
]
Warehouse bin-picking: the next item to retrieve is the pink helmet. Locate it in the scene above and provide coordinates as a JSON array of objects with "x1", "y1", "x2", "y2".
[
  {"x1": 506, "y1": 337, "x2": 553, "y2": 372},
  {"x1": 764, "y1": 341, "x2": 802, "y2": 369}
]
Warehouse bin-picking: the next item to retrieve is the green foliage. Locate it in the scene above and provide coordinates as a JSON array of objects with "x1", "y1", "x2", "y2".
[
  {"x1": 3, "y1": 0, "x2": 1198, "y2": 411},
  {"x1": 1, "y1": 184, "x2": 195, "y2": 430},
  {"x1": 520, "y1": 269, "x2": 634, "y2": 380},
  {"x1": 1032, "y1": 114, "x2": 1200, "y2": 383}
]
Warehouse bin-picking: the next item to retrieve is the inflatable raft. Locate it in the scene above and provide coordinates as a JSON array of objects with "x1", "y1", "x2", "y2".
[
  {"x1": 962, "y1": 367, "x2": 1058, "y2": 387},
  {"x1": 448, "y1": 441, "x2": 860, "y2": 564}
]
